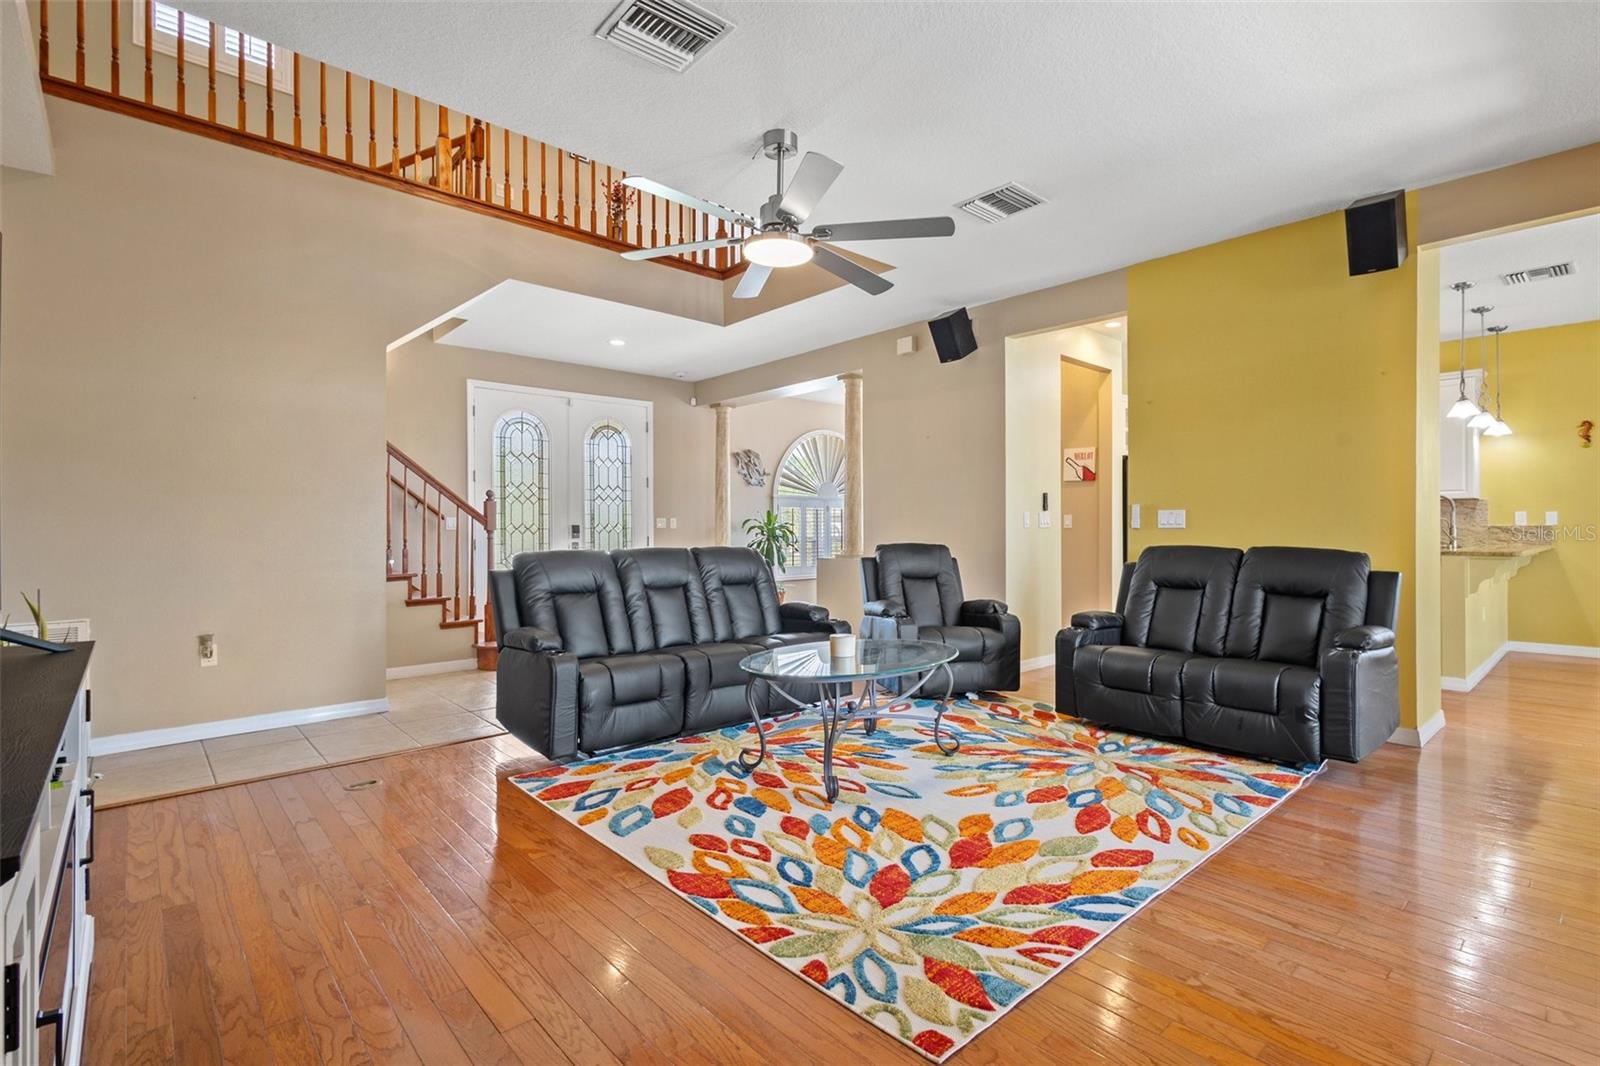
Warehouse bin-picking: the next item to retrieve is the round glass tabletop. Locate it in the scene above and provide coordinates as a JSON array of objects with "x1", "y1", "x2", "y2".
[{"x1": 738, "y1": 638, "x2": 957, "y2": 683}]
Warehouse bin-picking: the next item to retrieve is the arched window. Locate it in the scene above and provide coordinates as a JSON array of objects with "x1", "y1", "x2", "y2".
[
  {"x1": 584, "y1": 420, "x2": 632, "y2": 551},
  {"x1": 774, "y1": 430, "x2": 847, "y2": 578},
  {"x1": 493, "y1": 411, "x2": 549, "y2": 565}
]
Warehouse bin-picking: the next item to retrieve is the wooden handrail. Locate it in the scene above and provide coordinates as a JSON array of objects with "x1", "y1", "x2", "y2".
[
  {"x1": 386, "y1": 442, "x2": 487, "y2": 525},
  {"x1": 34, "y1": 0, "x2": 743, "y2": 279},
  {"x1": 386, "y1": 443, "x2": 496, "y2": 649}
]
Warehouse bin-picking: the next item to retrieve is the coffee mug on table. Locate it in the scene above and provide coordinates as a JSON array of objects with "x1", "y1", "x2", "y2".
[{"x1": 830, "y1": 633, "x2": 857, "y2": 659}]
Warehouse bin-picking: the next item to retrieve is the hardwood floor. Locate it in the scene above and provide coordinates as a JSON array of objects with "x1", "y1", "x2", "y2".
[{"x1": 83, "y1": 653, "x2": 1599, "y2": 1065}]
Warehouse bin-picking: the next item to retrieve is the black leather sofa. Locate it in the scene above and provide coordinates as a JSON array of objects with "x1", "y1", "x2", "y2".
[
  {"x1": 859, "y1": 543, "x2": 1022, "y2": 693},
  {"x1": 1056, "y1": 546, "x2": 1400, "y2": 764},
  {"x1": 491, "y1": 546, "x2": 848, "y2": 762}
]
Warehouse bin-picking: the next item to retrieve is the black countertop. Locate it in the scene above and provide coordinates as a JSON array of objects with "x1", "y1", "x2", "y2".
[{"x1": 1, "y1": 642, "x2": 94, "y2": 883}]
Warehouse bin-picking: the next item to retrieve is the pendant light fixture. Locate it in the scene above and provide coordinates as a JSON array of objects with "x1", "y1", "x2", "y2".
[
  {"x1": 1446, "y1": 281, "x2": 1480, "y2": 420},
  {"x1": 1467, "y1": 304, "x2": 1496, "y2": 430},
  {"x1": 1483, "y1": 324, "x2": 1513, "y2": 437}
]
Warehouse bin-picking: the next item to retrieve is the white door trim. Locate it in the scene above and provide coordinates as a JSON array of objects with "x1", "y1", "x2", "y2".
[{"x1": 466, "y1": 379, "x2": 655, "y2": 551}]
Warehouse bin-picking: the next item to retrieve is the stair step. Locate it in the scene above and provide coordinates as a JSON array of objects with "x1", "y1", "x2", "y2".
[
  {"x1": 405, "y1": 596, "x2": 448, "y2": 607},
  {"x1": 439, "y1": 618, "x2": 481, "y2": 630},
  {"x1": 386, "y1": 571, "x2": 419, "y2": 582}
]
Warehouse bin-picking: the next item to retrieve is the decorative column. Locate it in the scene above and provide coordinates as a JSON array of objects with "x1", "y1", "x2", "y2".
[
  {"x1": 840, "y1": 372, "x2": 865, "y2": 557},
  {"x1": 713, "y1": 403, "x2": 731, "y2": 545}
]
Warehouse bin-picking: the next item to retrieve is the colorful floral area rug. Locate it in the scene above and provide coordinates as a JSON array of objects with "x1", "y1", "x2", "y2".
[{"x1": 511, "y1": 696, "x2": 1320, "y2": 1061}]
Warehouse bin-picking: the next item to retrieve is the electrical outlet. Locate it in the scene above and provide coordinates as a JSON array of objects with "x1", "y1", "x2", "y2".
[
  {"x1": 669, "y1": 517, "x2": 678, "y2": 529},
  {"x1": 1545, "y1": 511, "x2": 1559, "y2": 525},
  {"x1": 199, "y1": 633, "x2": 218, "y2": 667},
  {"x1": 1157, "y1": 509, "x2": 1187, "y2": 529},
  {"x1": 1062, "y1": 513, "x2": 1073, "y2": 529},
  {"x1": 1514, "y1": 511, "x2": 1528, "y2": 526},
  {"x1": 443, "y1": 515, "x2": 457, "y2": 531}
]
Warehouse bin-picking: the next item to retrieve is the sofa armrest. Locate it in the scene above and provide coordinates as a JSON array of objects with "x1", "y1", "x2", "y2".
[
  {"x1": 1070, "y1": 611, "x2": 1124, "y2": 633},
  {"x1": 495, "y1": 647, "x2": 580, "y2": 761},
  {"x1": 779, "y1": 600, "x2": 850, "y2": 635},
  {"x1": 1320, "y1": 641, "x2": 1400, "y2": 763},
  {"x1": 501, "y1": 626, "x2": 564, "y2": 653},
  {"x1": 959, "y1": 597, "x2": 1008, "y2": 616},
  {"x1": 1332, "y1": 625, "x2": 1394, "y2": 651},
  {"x1": 863, "y1": 598, "x2": 910, "y2": 620}
]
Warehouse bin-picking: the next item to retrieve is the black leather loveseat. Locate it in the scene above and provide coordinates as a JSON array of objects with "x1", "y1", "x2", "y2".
[
  {"x1": 860, "y1": 543, "x2": 1022, "y2": 693},
  {"x1": 490, "y1": 546, "x2": 848, "y2": 762},
  {"x1": 1056, "y1": 546, "x2": 1400, "y2": 764}
]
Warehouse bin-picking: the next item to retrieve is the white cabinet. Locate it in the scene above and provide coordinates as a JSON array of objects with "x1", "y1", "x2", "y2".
[{"x1": 1439, "y1": 370, "x2": 1484, "y2": 499}]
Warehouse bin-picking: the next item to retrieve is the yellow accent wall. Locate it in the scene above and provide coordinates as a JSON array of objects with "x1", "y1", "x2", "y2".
[
  {"x1": 1127, "y1": 205, "x2": 1425, "y2": 725},
  {"x1": 1439, "y1": 320, "x2": 1600, "y2": 647}
]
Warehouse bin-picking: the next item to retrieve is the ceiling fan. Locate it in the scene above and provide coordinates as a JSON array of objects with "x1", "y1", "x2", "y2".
[{"x1": 620, "y1": 128, "x2": 955, "y2": 299}]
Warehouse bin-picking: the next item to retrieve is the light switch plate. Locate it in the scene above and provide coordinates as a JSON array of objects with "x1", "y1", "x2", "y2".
[
  {"x1": 1514, "y1": 511, "x2": 1528, "y2": 526},
  {"x1": 1039, "y1": 512, "x2": 1051, "y2": 529},
  {"x1": 1062, "y1": 514, "x2": 1073, "y2": 529},
  {"x1": 656, "y1": 517, "x2": 667, "y2": 529},
  {"x1": 1157, "y1": 509, "x2": 1187, "y2": 529},
  {"x1": 669, "y1": 517, "x2": 678, "y2": 529},
  {"x1": 199, "y1": 634, "x2": 218, "y2": 667},
  {"x1": 1022, "y1": 511, "x2": 1031, "y2": 529},
  {"x1": 1545, "y1": 511, "x2": 1559, "y2": 525}
]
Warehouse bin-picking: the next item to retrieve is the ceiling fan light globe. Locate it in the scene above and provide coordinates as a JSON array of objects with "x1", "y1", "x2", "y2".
[
  {"x1": 1446, "y1": 398, "x2": 1481, "y2": 420},
  {"x1": 743, "y1": 232, "x2": 814, "y2": 268}
]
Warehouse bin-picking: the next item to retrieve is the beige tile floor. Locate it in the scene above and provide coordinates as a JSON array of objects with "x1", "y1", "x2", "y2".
[{"x1": 91, "y1": 669, "x2": 506, "y2": 806}]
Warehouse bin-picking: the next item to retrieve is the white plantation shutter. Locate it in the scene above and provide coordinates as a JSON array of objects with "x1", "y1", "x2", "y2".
[
  {"x1": 138, "y1": 1, "x2": 293, "y2": 91},
  {"x1": 774, "y1": 430, "x2": 847, "y2": 578}
]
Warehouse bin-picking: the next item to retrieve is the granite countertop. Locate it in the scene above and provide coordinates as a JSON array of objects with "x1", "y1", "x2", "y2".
[
  {"x1": 1441, "y1": 542, "x2": 1554, "y2": 558},
  {"x1": 1, "y1": 642, "x2": 94, "y2": 883}
]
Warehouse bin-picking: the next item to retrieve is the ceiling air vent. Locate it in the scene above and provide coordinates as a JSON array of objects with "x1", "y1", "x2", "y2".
[
  {"x1": 596, "y1": 0, "x2": 733, "y2": 72},
  {"x1": 1500, "y1": 261, "x2": 1574, "y2": 285},
  {"x1": 956, "y1": 183, "x2": 1045, "y2": 223}
]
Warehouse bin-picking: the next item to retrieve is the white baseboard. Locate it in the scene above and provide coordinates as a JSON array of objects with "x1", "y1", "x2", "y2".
[
  {"x1": 90, "y1": 697, "x2": 389, "y2": 756},
  {"x1": 1441, "y1": 643, "x2": 1511, "y2": 692},
  {"x1": 1390, "y1": 707, "x2": 1446, "y2": 748},
  {"x1": 386, "y1": 658, "x2": 478, "y2": 680},
  {"x1": 1506, "y1": 640, "x2": 1600, "y2": 659},
  {"x1": 1020, "y1": 654, "x2": 1055, "y2": 672}
]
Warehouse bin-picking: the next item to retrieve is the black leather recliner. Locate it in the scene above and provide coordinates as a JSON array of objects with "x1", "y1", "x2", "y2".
[
  {"x1": 491, "y1": 546, "x2": 848, "y2": 762},
  {"x1": 1056, "y1": 545, "x2": 1401, "y2": 764},
  {"x1": 859, "y1": 543, "x2": 1022, "y2": 693}
]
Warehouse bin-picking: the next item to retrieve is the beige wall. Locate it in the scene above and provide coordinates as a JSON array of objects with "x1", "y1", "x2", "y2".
[
  {"x1": 1061, "y1": 360, "x2": 1113, "y2": 620},
  {"x1": 1, "y1": 98, "x2": 721, "y2": 739}
]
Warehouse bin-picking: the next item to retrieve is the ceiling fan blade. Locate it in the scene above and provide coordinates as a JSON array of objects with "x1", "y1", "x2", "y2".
[
  {"x1": 733, "y1": 264, "x2": 773, "y2": 300},
  {"x1": 621, "y1": 237, "x2": 737, "y2": 262},
  {"x1": 811, "y1": 244, "x2": 892, "y2": 296},
  {"x1": 807, "y1": 216, "x2": 956, "y2": 242},
  {"x1": 777, "y1": 152, "x2": 843, "y2": 224},
  {"x1": 623, "y1": 176, "x2": 755, "y2": 228}
]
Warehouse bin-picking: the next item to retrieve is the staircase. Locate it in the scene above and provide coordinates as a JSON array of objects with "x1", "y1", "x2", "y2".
[{"x1": 386, "y1": 443, "x2": 498, "y2": 670}]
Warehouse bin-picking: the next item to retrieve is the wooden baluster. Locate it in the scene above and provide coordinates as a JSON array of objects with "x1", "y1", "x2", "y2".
[
  {"x1": 401, "y1": 468, "x2": 410, "y2": 574},
  {"x1": 636, "y1": 186, "x2": 644, "y2": 246},
  {"x1": 37, "y1": 0, "x2": 47, "y2": 78},
  {"x1": 452, "y1": 505, "x2": 462, "y2": 619},
  {"x1": 589, "y1": 159, "x2": 597, "y2": 233},
  {"x1": 386, "y1": 464, "x2": 394, "y2": 572},
  {"x1": 555, "y1": 149, "x2": 565, "y2": 224},
  {"x1": 75, "y1": 0, "x2": 84, "y2": 83},
  {"x1": 390, "y1": 88, "x2": 399, "y2": 174},
  {"x1": 206, "y1": 23, "x2": 216, "y2": 122},
  {"x1": 175, "y1": 11, "x2": 185, "y2": 113},
  {"x1": 716, "y1": 218, "x2": 728, "y2": 270},
  {"x1": 665, "y1": 198, "x2": 673, "y2": 249},
  {"x1": 539, "y1": 142, "x2": 548, "y2": 218},
  {"x1": 521, "y1": 136, "x2": 529, "y2": 213},
  {"x1": 420, "y1": 480, "x2": 429, "y2": 596},
  {"x1": 367, "y1": 79, "x2": 376, "y2": 167},
  {"x1": 143, "y1": 0, "x2": 153, "y2": 102},
  {"x1": 344, "y1": 71, "x2": 353, "y2": 161},
  {"x1": 435, "y1": 491, "x2": 444, "y2": 600},
  {"x1": 679, "y1": 205, "x2": 686, "y2": 259},
  {"x1": 483, "y1": 122, "x2": 492, "y2": 201},
  {"x1": 110, "y1": 0, "x2": 119, "y2": 94},
  {"x1": 503, "y1": 128, "x2": 511, "y2": 207},
  {"x1": 604, "y1": 164, "x2": 613, "y2": 237},
  {"x1": 651, "y1": 194, "x2": 658, "y2": 247},
  {"x1": 318, "y1": 63, "x2": 327, "y2": 153},
  {"x1": 265, "y1": 44, "x2": 275, "y2": 140},
  {"x1": 467, "y1": 513, "x2": 477, "y2": 619},
  {"x1": 236, "y1": 33, "x2": 245, "y2": 130},
  {"x1": 435, "y1": 106, "x2": 450, "y2": 190},
  {"x1": 573, "y1": 152, "x2": 580, "y2": 229},
  {"x1": 292, "y1": 54, "x2": 301, "y2": 146},
  {"x1": 412, "y1": 96, "x2": 420, "y2": 182},
  {"x1": 482, "y1": 492, "x2": 496, "y2": 641}
]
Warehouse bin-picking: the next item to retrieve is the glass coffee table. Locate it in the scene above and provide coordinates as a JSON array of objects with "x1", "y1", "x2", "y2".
[{"x1": 737, "y1": 638, "x2": 961, "y2": 802}]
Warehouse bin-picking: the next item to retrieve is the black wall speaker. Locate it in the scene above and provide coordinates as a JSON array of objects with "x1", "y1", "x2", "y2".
[
  {"x1": 928, "y1": 308, "x2": 978, "y2": 364},
  {"x1": 1345, "y1": 190, "x2": 1408, "y2": 276}
]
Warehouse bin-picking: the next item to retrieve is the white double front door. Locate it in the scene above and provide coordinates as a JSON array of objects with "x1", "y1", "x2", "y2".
[{"x1": 468, "y1": 381, "x2": 652, "y2": 566}]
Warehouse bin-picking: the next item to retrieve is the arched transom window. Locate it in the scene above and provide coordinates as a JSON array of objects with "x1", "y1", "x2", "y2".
[
  {"x1": 774, "y1": 429, "x2": 846, "y2": 577},
  {"x1": 584, "y1": 420, "x2": 632, "y2": 551},
  {"x1": 493, "y1": 411, "x2": 549, "y2": 565}
]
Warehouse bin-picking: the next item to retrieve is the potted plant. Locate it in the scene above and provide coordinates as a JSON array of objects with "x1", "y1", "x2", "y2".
[{"x1": 743, "y1": 510, "x2": 799, "y2": 602}]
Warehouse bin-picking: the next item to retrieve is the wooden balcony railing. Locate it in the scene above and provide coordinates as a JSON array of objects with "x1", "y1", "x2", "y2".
[{"x1": 34, "y1": 0, "x2": 751, "y2": 277}]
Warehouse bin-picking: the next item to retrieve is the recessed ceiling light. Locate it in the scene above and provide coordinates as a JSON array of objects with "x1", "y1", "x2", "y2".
[
  {"x1": 609, "y1": 338, "x2": 626, "y2": 347},
  {"x1": 1102, "y1": 320, "x2": 1122, "y2": 328}
]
